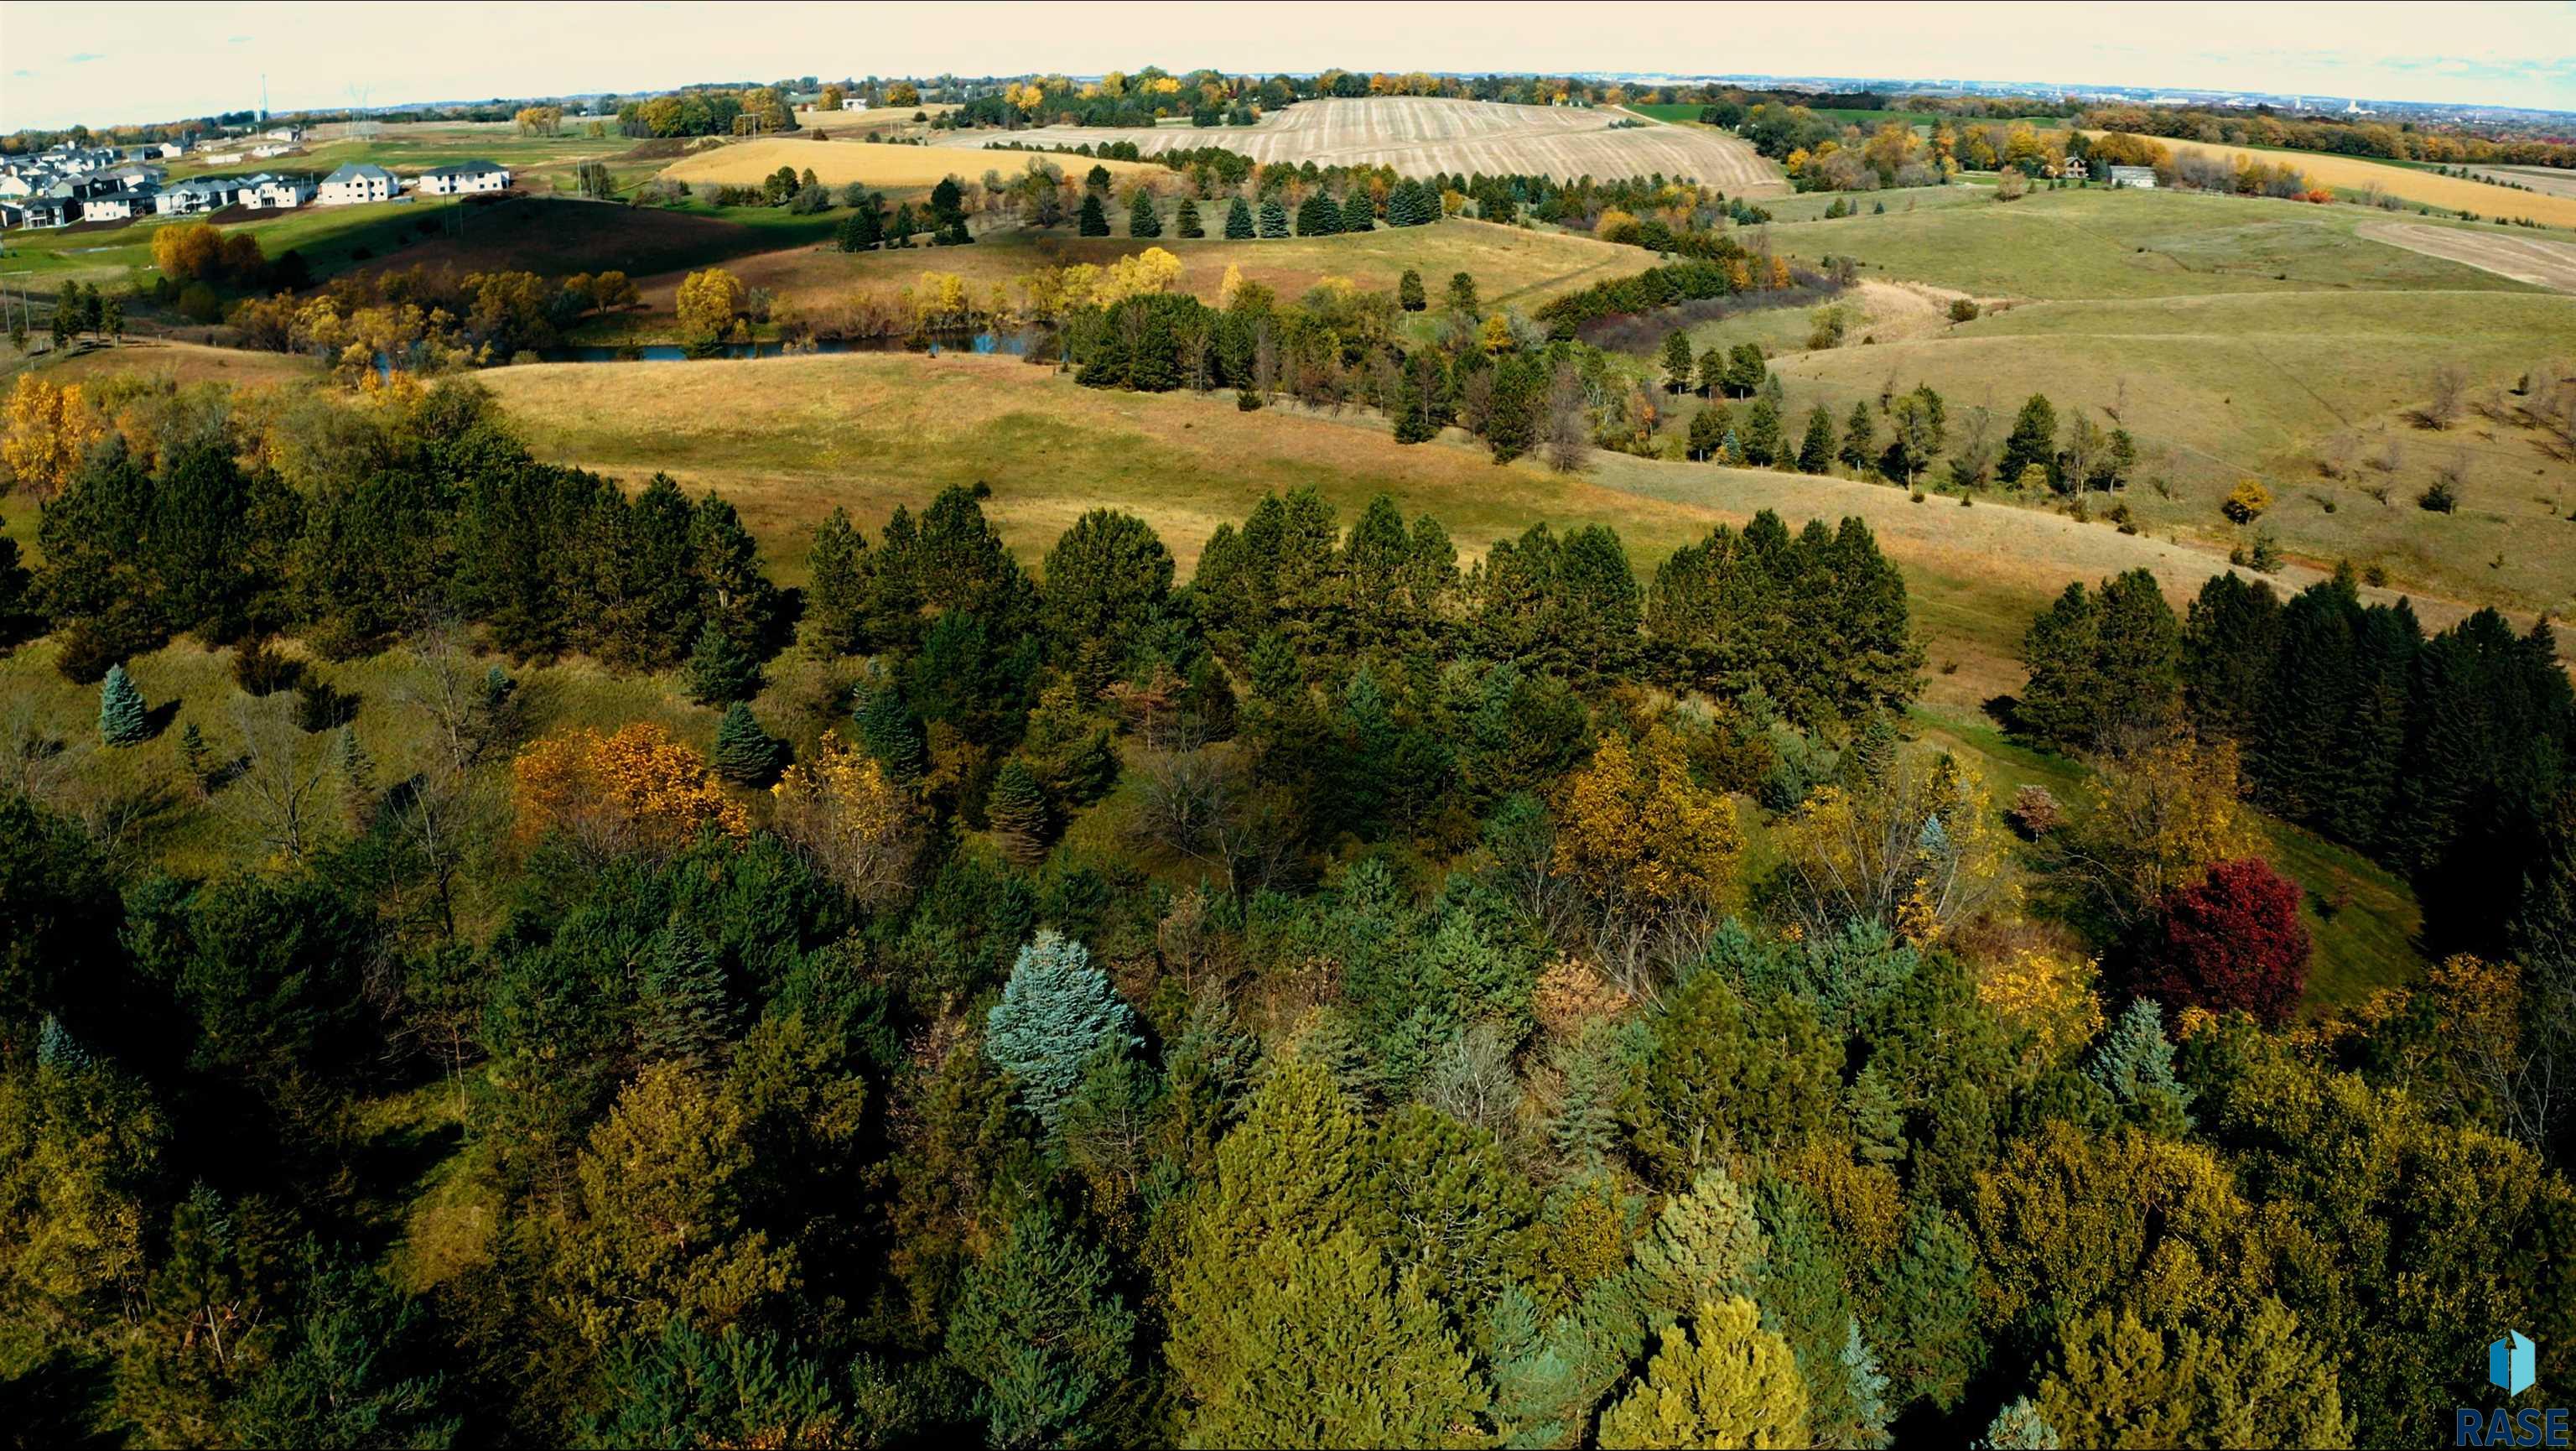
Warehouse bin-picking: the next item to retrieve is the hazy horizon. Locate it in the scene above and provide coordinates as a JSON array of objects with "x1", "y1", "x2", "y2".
[{"x1": 2, "y1": 0, "x2": 2570, "y2": 133}]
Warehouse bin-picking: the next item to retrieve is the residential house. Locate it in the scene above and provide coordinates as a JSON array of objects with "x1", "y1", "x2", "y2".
[
  {"x1": 2107, "y1": 164, "x2": 2158, "y2": 190},
  {"x1": 0, "y1": 202, "x2": 24, "y2": 230},
  {"x1": 201, "y1": 149, "x2": 246, "y2": 164},
  {"x1": 248, "y1": 143, "x2": 297, "y2": 159},
  {"x1": 318, "y1": 162, "x2": 395, "y2": 205},
  {"x1": 242, "y1": 174, "x2": 314, "y2": 209},
  {"x1": 82, "y1": 187, "x2": 158, "y2": 222},
  {"x1": 413, "y1": 159, "x2": 510, "y2": 195},
  {"x1": 0, "y1": 174, "x2": 34, "y2": 200},
  {"x1": 154, "y1": 177, "x2": 240, "y2": 216},
  {"x1": 21, "y1": 194, "x2": 77, "y2": 228}
]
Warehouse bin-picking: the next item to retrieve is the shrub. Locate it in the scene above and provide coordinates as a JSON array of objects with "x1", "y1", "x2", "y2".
[
  {"x1": 2417, "y1": 478, "x2": 2459, "y2": 513},
  {"x1": 1947, "y1": 298, "x2": 1981, "y2": 323},
  {"x1": 2220, "y1": 479, "x2": 2271, "y2": 524},
  {"x1": 2009, "y1": 785, "x2": 2063, "y2": 837},
  {"x1": 2135, "y1": 858, "x2": 2311, "y2": 1025}
]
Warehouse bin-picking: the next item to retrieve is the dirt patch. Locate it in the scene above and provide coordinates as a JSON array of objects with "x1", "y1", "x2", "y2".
[{"x1": 2357, "y1": 221, "x2": 2576, "y2": 293}]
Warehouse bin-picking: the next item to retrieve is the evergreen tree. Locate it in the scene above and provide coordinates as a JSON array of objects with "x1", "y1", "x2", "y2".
[
  {"x1": 1398, "y1": 268, "x2": 1426, "y2": 312},
  {"x1": 642, "y1": 928, "x2": 734, "y2": 1069},
  {"x1": 2002, "y1": 393, "x2": 2060, "y2": 486},
  {"x1": 1296, "y1": 190, "x2": 1341, "y2": 237},
  {"x1": 711, "y1": 702, "x2": 784, "y2": 786},
  {"x1": 889, "y1": 201, "x2": 919, "y2": 246},
  {"x1": 1660, "y1": 331, "x2": 1696, "y2": 393},
  {"x1": 1597, "y1": 1298, "x2": 1810, "y2": 1450},
  {"x1": 1341, "y1": 191, "x2": 1374, "y2": 232},
  {"x1": 1175, "y1": 195, "x2": 1203, "y2": 237},
  {"x1": 1629, "y1": 1168, "x2": 1769, "y2": 1320},
  {"x1": 801, "y1": 507, "x2": 869, "y2": 656},
  {"x1": 1873, "y1": 1202, "x2": 1980, "y2": 1412},
  {"x1": 985, "y1": 931, "x2": 1139, "y2": 1130},
  {"x1": 1257, "y1": 195, "x2": 1290, "y2": 238},
  {"x1": 1758, "y1": 1183, "x2": 1861, "y2": 1447},
  {"x1": 1841, "y1": 1318, "x2": 1893, "y2": 1450},
  {"x1": 851, "y1": 675, "x2": 926, "y2": 785},
  {"x1": 1224, "y1": 195, "x2": 1255, "y2": 238},
  {"x1": 1446, "y1": 271, "x2": 1480, "y2": 315},
  {"x1": 988, "y1": 757, "x2": 1054, "y2": 867},
  {"x1": 1839, "y1": 401, "x2": 1877, "y2": 471},
  {"x1": 1797, "y1": 403, "x2": 1837, "y2": 473},
  {"x1": 1687, "y1": 403, "x2": 1727, "y2": 461},
  {"x1": 1128, "y1": 190, "x2": 1161, "y2": 237},
  {"x1": 1741, "y1": 398, "x2": 1784, "y2": 467},
  {"x1": 1980, "y1": 1396, "x2": 2064, "y2": 1450},
  {"x1": 683, "y1": 620, "x2": 761, "y2": 705},
  {"x1": 1078, "y1": 192, "x2": 1110, "y2": 237},
  {"x1": 99, "y1": 663, "x2": 148, "y2": 746},
  {"x1": 2085, "y1": 999, "x2": 2195, "y2": 1132},
  {"x1": 1846, "y1": 1062, "x2": 1907, "y2": 1166},
  {"x1": 947, "y1": 1204, "x2": 1136, "y2": 1449},
  {"x1": 179, "y1": 720, "x2": 210, "y2": 788}
]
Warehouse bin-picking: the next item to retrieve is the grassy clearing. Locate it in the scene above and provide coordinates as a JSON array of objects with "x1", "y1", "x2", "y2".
[
  {"x1": 1758, "y1": 185, "x2": 1991, "y2": 223},
  {"x1": 569, "y1": 216, "x2": 1659, "y2": 345}
]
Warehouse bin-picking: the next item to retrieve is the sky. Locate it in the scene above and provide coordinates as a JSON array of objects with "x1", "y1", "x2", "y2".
[{"x1": 3, "y1": 0, "x2": 2571, "y2": 132}]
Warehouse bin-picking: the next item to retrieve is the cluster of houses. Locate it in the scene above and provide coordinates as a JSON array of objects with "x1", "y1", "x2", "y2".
[{"x1": 0, "y1": 133, "x2": 508, "y2": 231}]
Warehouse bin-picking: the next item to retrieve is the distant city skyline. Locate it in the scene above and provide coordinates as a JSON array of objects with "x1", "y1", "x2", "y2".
[{"x1": 3, "y1": 0, "x2": 2569, "y2": 132}]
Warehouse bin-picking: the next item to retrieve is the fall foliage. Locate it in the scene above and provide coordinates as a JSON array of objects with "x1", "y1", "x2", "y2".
[{"x1": 512, "y1": 721, "x2": 748, "y2": 856}]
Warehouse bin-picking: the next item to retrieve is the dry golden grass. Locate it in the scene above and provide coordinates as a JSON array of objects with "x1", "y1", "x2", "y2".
[
  {"x1": 475, "y1": 351, "x2": 2538, "y2": 712},
  {"x1": 4, "y1": 338, "x2": 320, "y2": 390},
  {"x1": 2106, "y1": 133, "x2": 2576, "y2": 229},
  {"x1": 2357, "y1": 221, "x2": 2576, "y2": 293},
  {"x1": 659, "y1": 137, "x2": 1161, "y2": 190}
]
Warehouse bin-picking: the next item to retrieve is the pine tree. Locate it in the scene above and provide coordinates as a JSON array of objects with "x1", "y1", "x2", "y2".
[
  {"x1": 2001, "y1": 393, "x2": 2060, "y2": 487},
  {"x1": 98, "y1": 663, "x2": 148, "y2": 746},
  {"x1": 1225, "y1": 195, "x2": 1255, "y2": 238},
  {"x1": 179, "y1": 720, "x2": 210, "y2": 788},
  {"x1": 1979, "y1": 1396, "x2": 2063, "y2": 1450},
  {"x1": 683, "y1": 621, "x2": 760, "y2": 705},
  {"x1": 1630, "y1": 1168, "x2": 1769, "y2": 1321},
  {"x1": 1296, "y1": 191, "x2": 1341, "y2": 237},
  {"x1": 801, "y1": 507, "x2": 868, "y2": 656},
  {"x1": 1874, "y1": 1202, "x2": 1981, "y2": 1412},
  {"x1": 1257, "y1": 195, "x2": 1290, "y2": 238},
  {"x1": 946, "y1": 1204, "x2": 1135, "y2": 1449},
  {"x1": 984, "y1": 931, "x2": 1139, "y2": 1130},
  {"x1": 1798, "y1": 403, "x2": 1837, "y2": 473},
  {"x1": 850, "y1": 677, "x2": 925, "y2": 784},
  {"x1": 1758, "y1": 1183, "x2": 1860, "y2": 1448},
  {"x1": 1398, "y1": 268, "x2": 1426, "y2": 311},
  {"x1": 1078, "y1": 192, "x2": 1110, "y2": 237},
  {"x1": 642, "y1": 928, "x2": 735, "y2": 1069},
  {"x1": 1176, "y1": 195, "x2": 1204, "y2": 237},
  {"x1": 1742, "y1": 398, "x2": 1784, "y2": 466},
  {"x1": 1341, "y1": 191, "x2": 1374, "y2": 232},
  {"x1": 711, "y1": 702, "x2": 784, "y2": 786},
  {"x1": 1839, "y1": 401, "x2": 1877, "y2": 472},
  {"x1": 2085, "y1": 999, "x2": 2195, "y2": 1132},
  {"x1": 1128, "y1": 190, "x2": 1161, "y2": 237},
  {"x1": 1846, "y1": 1062, "x2": 1907, "y2": 1165},
  {"x1": 1660, "y1": 331, "x2": 1696, "y2": 393},
  {"x1": 1597, "y1": 1298, "x2": 1810, "y2": 1450},
  {"x1": 987, "y1": 757, "x2": 1054, "y2": 866},
  {"x1": 1841, "y1": 1318, "x2": 1894, "y2": 1450},
  {"x1": 335, "y1": 726, "x2": 376, "y2": 827}
]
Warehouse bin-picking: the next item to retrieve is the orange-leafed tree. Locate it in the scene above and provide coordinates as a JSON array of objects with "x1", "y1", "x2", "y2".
[{"x1": 512, "y1": 722, "x2": 748, "y2": 858}]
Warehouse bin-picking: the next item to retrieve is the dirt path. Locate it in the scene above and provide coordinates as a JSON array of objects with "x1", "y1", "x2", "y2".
[{"x1": 2355, "y1": 221, "x2": 2576, "y2": 292}]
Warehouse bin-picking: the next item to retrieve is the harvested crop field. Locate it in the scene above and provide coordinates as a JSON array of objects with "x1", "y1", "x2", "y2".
[
  {"x1": 660, "y1": 136, "x2": 1161, "y2": 190},
  {"x1": 2468, "y1": 165, "x2": 2576, "y2": 200},
  {"x1": 933, "y1": 97, "x2": 1788, "y2": 193},
  {"x1": 2359, "y1": 221, "x2": 2576, "y2": 293},
  {"x1": 2101, "y1": 133, "x2": 2576, "y2": 228}
]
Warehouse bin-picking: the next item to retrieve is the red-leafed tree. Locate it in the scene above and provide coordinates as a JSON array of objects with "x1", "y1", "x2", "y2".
[{"x1": 2135, "y1": 857, "x2": 2311, "y2": 1024}]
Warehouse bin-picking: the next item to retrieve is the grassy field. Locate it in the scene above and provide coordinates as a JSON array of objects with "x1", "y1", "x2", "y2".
[
  {"x1": 569, "y1": 216, "x2": 1662, "y2": 344},
  {"x1": 1758, "y1": 184, "x2": 1992, "y2": 223},
  {"x1": 935, "y1": 97, "x2": 1789, "y2": 194},
  {"x1": 2096, "y1": 133, "x2": 2576, "y2": 229},
  {"x1": 659, "y1": 136, "x2": 1162, "y2": 190}
]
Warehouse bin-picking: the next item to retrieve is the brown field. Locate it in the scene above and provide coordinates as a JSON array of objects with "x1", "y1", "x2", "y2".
[
  {"x1": 4, "y1": 338, "x2": 319, "y2": 390},
  {"x1": 931, "y1": 96, "x2": 1789, "y2": 193},
  {"x1": 790, "y1": 102, "x2": 958, "y2": 134},
  {"x1": 661, "y1": 136, "x2": 1162, "y2": 191},
  {"x1": 2108, "y1": 133, "x2": 2576, "y2": 228},
  {"x1": 2359, "y1": 221, "x2": 2576, "y2": 293},
  {"x1": 2469, "y1": 165, "x2": 2576, "y2": 200}
]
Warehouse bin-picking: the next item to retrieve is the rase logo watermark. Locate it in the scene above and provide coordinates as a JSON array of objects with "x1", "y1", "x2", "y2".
[{"x1": 2459, "y1": 1331, "x2": 2569, "y2": 1448}]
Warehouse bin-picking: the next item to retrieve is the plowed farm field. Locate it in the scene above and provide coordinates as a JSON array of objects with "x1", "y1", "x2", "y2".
[
  {"x1": 2359, "y1": 221, "x2": 2576, "y2": 293},
  {"x1": 932, "y1": 97, "x2": 1788, "y2": 193}
]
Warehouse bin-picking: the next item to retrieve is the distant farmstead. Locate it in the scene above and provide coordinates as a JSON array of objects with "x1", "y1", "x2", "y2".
[{"x1": 2108, "y1": 165, "x2": 2159, "y2": 190}]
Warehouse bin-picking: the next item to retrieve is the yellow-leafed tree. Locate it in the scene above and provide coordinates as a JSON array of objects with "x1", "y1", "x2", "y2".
[
  {"x1": 769, "y1": 735, "x2": 922, "y2": 908},
  {"x1": 1597, "y1": 1296, "x2": 1810, "y2": 1449},
  {"x1": 674, "y1": 268, "x2": 745, "y2": 343},
  {"x1": 1555, "y1": 727, "x2": 1740, "y2": 925},
  {"x1": 3, "y1": 375, "x2": 106, "y2": 500},
  {"x1": 512, "y1": 722, "x2": 749, "y2": 857}
]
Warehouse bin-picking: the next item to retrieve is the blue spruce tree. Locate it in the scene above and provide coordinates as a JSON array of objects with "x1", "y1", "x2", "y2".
[{"x1": 984, "y1": 931, "x2": 1140, "y2": 1130}]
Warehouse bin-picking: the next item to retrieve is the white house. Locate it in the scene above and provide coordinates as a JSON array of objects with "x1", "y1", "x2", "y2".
[
  {"x1": 242, "y1": 173, "x2": 314, "y2": 209},
  {"x1": 201, "y1": 149, "x2": 246, "y2": 164},
  {"x1": 263, "y1": 125, "x2": 304, "y2": 142},
  {"x1": 413, "y1": 159, "x2": 510, "y2": 195},
  {"x1": 82, "y1": 187, "x2": 157, "y2": 221},
  {"x1": 0, "y1": 174, "x2": 34, "y2": 199},
  {"x1": 842, "y1": 96, "x2": 870, "y2": 112},
  {"x1": 318, "y1": 162, "x2": 396, "y2": 205},
  {"x1": 2107, "y1": 164, "x2": 2158, "y2": 190},
  {"x1": 154, "y1": 177, "x2": 239, "y2": 216},
  {"x1": 248, "y1": 142, "x2": 297, "y2": 159}
]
